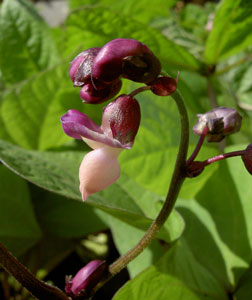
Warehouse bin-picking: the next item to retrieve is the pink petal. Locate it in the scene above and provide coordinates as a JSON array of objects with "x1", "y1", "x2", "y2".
[{"x1": 79, "y1": 147, "x2": 122, "y2": 201}]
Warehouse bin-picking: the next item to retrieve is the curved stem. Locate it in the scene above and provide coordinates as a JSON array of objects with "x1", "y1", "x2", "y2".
[
  {"x1": 0, "y1": 242, "x2": 69, "y2": 300},
  {"x1": 109, "y1": 90, "x2": 189, "y2": 275},
  {"x1": 129, "y1": 86, "x2": 151, "y2": 97},
  {"x1": 186, "y1": 127, "x2": 209, "y2": 166}
]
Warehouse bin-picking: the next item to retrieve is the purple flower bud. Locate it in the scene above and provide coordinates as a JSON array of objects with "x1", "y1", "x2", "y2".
[
  {"x1": 101, "y1": 94, "x2": 141, "y2": 147},
  {"x1": 193, "y1": 107, "x2": 242, "y2": 142},
  {"x1": 80, "y1": 78, "x2": 122, "y2": 104},
  {"x1": 242, "y1": 144, "x2": 252, "y2": 175},
  {"x1": 92, "y1": 38, "x2": 161, "y2": 83},
  {"x1": 147, "y1": 76, "x2": 177, "y2": 96},
  {"x1": 69, "y1": 48, "x2": 101, "y2": 87},
  {"x1": 65, "y1": 260, "x2": 106, "y2": 299}
]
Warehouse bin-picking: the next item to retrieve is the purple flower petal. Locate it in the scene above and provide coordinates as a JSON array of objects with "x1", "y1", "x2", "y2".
[
  {"x1": 92, "y1": 38, "x2": 153, "y2": 82},
  {"x1": 61, "y1": 109, "x2": 128, "y2": 148}
]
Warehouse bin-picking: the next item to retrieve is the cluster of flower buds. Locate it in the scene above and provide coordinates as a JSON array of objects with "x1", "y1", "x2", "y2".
[
  {"x1": 63, "y1": 38, "x2": 179, "y2": 200},
  {"x1": 65, "y1": 260, "x2": 106, "y2": 299},
  {"x1": 69, "y1": 38, "x2": 164, "y2": 104},
  {"x1": 193, "y1": 107, "x2": 242, "y2": 142}
]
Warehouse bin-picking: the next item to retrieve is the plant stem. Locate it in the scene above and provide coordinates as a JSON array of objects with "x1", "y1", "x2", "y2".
[
  {"x1": 186, "y1": 127, "x2": 209, "y2": 165},
  {"x1": 188, "y1": 150, "x2": 245, "y2": 173},
  {"x1": 207, "y1": 77, "x2": 218, "y2": 108},
  {"x1": 0, "y1": 242, "x2": 69, "y2": 300},
  {"x1": 203, "y1": 150, "x2": 245, "y2": 166},
  {"x1": 129, "y1": 86, "x2": 151, "y2": 97},
  {"x1": 109, "y1": 90, "x2": 189, "y2": 275}
]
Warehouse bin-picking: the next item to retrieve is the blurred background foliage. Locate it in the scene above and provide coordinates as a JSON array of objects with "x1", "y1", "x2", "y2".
[{"x1": 0, "y1": 0, "x2": 252, "y2": 299}]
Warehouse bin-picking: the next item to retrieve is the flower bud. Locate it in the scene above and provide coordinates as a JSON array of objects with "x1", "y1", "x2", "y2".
[
  {"x1": 69, "y1": 48, "x2": 101, "y2": 87},
  {"x1": 80, "y1": 78, "x2": 122, "y2": 104},
  {"x1": 147, "y1": 76, "x2": 177, "y2": 96},
  {"x1": 92, "y1": 38, "x2": 161, "y2": 83},
  {"x1": 101, "y1": 94, "x2": 141, "y2": 148},
  {"x1": 242, "y1": 144, "x2": 252, "y2": 175},
  {"x1": 193, "y1": 107, "x2": 242, "y2": 142},
  {"x1": 65, "y1": 260, "x2": 106, "y2": 299}
]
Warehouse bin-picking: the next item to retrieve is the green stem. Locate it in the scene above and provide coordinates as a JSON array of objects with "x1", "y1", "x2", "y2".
[
  {"x1": 0, "y1": 242, "x2": 69, "y2": 300},
  {"x1": 207, "y1": 77, "x2": 218, "y2": 108}
]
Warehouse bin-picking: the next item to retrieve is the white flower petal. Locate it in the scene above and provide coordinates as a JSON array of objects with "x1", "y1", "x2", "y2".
[{"x1": 79, "y1": 147, "x2": 123, "y2": 201}]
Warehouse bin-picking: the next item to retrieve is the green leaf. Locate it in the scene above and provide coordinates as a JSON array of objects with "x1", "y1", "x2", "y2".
[
  {"x1": 113, "y1": 240, "x2": 228, "y2": 300},
  {"x1": 0, "y1": 0, "x2": 59, "y2": 84},
  {"x1": 177, "y1": 155, "x2": 252, "y2": 288},
  {"x1": 234, "y1": 265, "x2": 252, "y2": 300},
  {"x1": 0, "y1": 140, "x2": 183, "y2": 243},
  {"x1": 69, "y1": 0, "x2": 177, "y2": 24},
  {"x1": 65, "y1": 6, "x2": 202, "y2": 72},
  {"x1": 0, "y1": 63, "x2": 104, "y2": 150},
  {"x1": 33, "y1": 191, "x2": 107, "y2": 238},
  {"x1": 0, "y1": 164, "x2": 41, "y2": 256},
  {"x1": 225, "y1": 144, "x2": 252, "y2": 256},
  {"x1": 205, "y1": 0, "x2": 252, "y2": 64},
  {"x1": 120, "y1": 88, "x2": 218, "y2": 198}
]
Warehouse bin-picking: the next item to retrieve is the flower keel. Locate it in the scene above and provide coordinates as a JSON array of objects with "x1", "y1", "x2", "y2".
[{"x1": 79, "y1": 147, "x2": 122, "y2": 201}]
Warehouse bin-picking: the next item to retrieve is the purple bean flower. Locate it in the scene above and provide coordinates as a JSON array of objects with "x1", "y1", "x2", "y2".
[
  {"x1": 65, "y1": 260, "x2": 106, "y2": 299},
  {"x1": 92, "y1": 38, "x2": 161, "y2": 83},
  {"x1": 61, "y1": 95, "x2": 141, "y2": 201}
]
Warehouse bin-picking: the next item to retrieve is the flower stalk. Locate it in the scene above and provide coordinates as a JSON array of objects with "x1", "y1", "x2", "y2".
[
  {"x1": 186, "y1": 126, "x2": 209, "y2": 165},
  {"x1": 0, "y1": 242, "x2": 69, "y2": 300},
  {"x1": 90, "y1": 90, "x2": 189, "y2": 295}
]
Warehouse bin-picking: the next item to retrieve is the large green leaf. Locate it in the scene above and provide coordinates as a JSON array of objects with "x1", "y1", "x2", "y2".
[
  {"x1": 205, "y1": 0, "x2": 252, "y2": 64},
  {"x1": 113, "y1": 240, "x2": 228, "y2": 300},
  {"x1": 0, "y1": 0, "x2": 59, "y2": 84},
  {"x1": 0, "y1": 165, "x2": 42, "y2": 256},
  {"x1": 0, "y1": 140, "x2": 183, "y2": 243},
  {"x1": 33, "y1": 191, "x2": 107, "y2": 238},
  {"x1": 65, "y1": 6, "x2": 202, "y2": 72},
  {"x1": 120, "y1": 88, "x2": 218, "y2": 198},
  {"x1": 0, "y1": 63, "x2": 104, "y2": 150},
  {"x1": 226, "y1": 144, "x2": 252, "y2": 254},
  {"x1": 177, "y1": 152, "x2": 252, "y2": 288}
]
